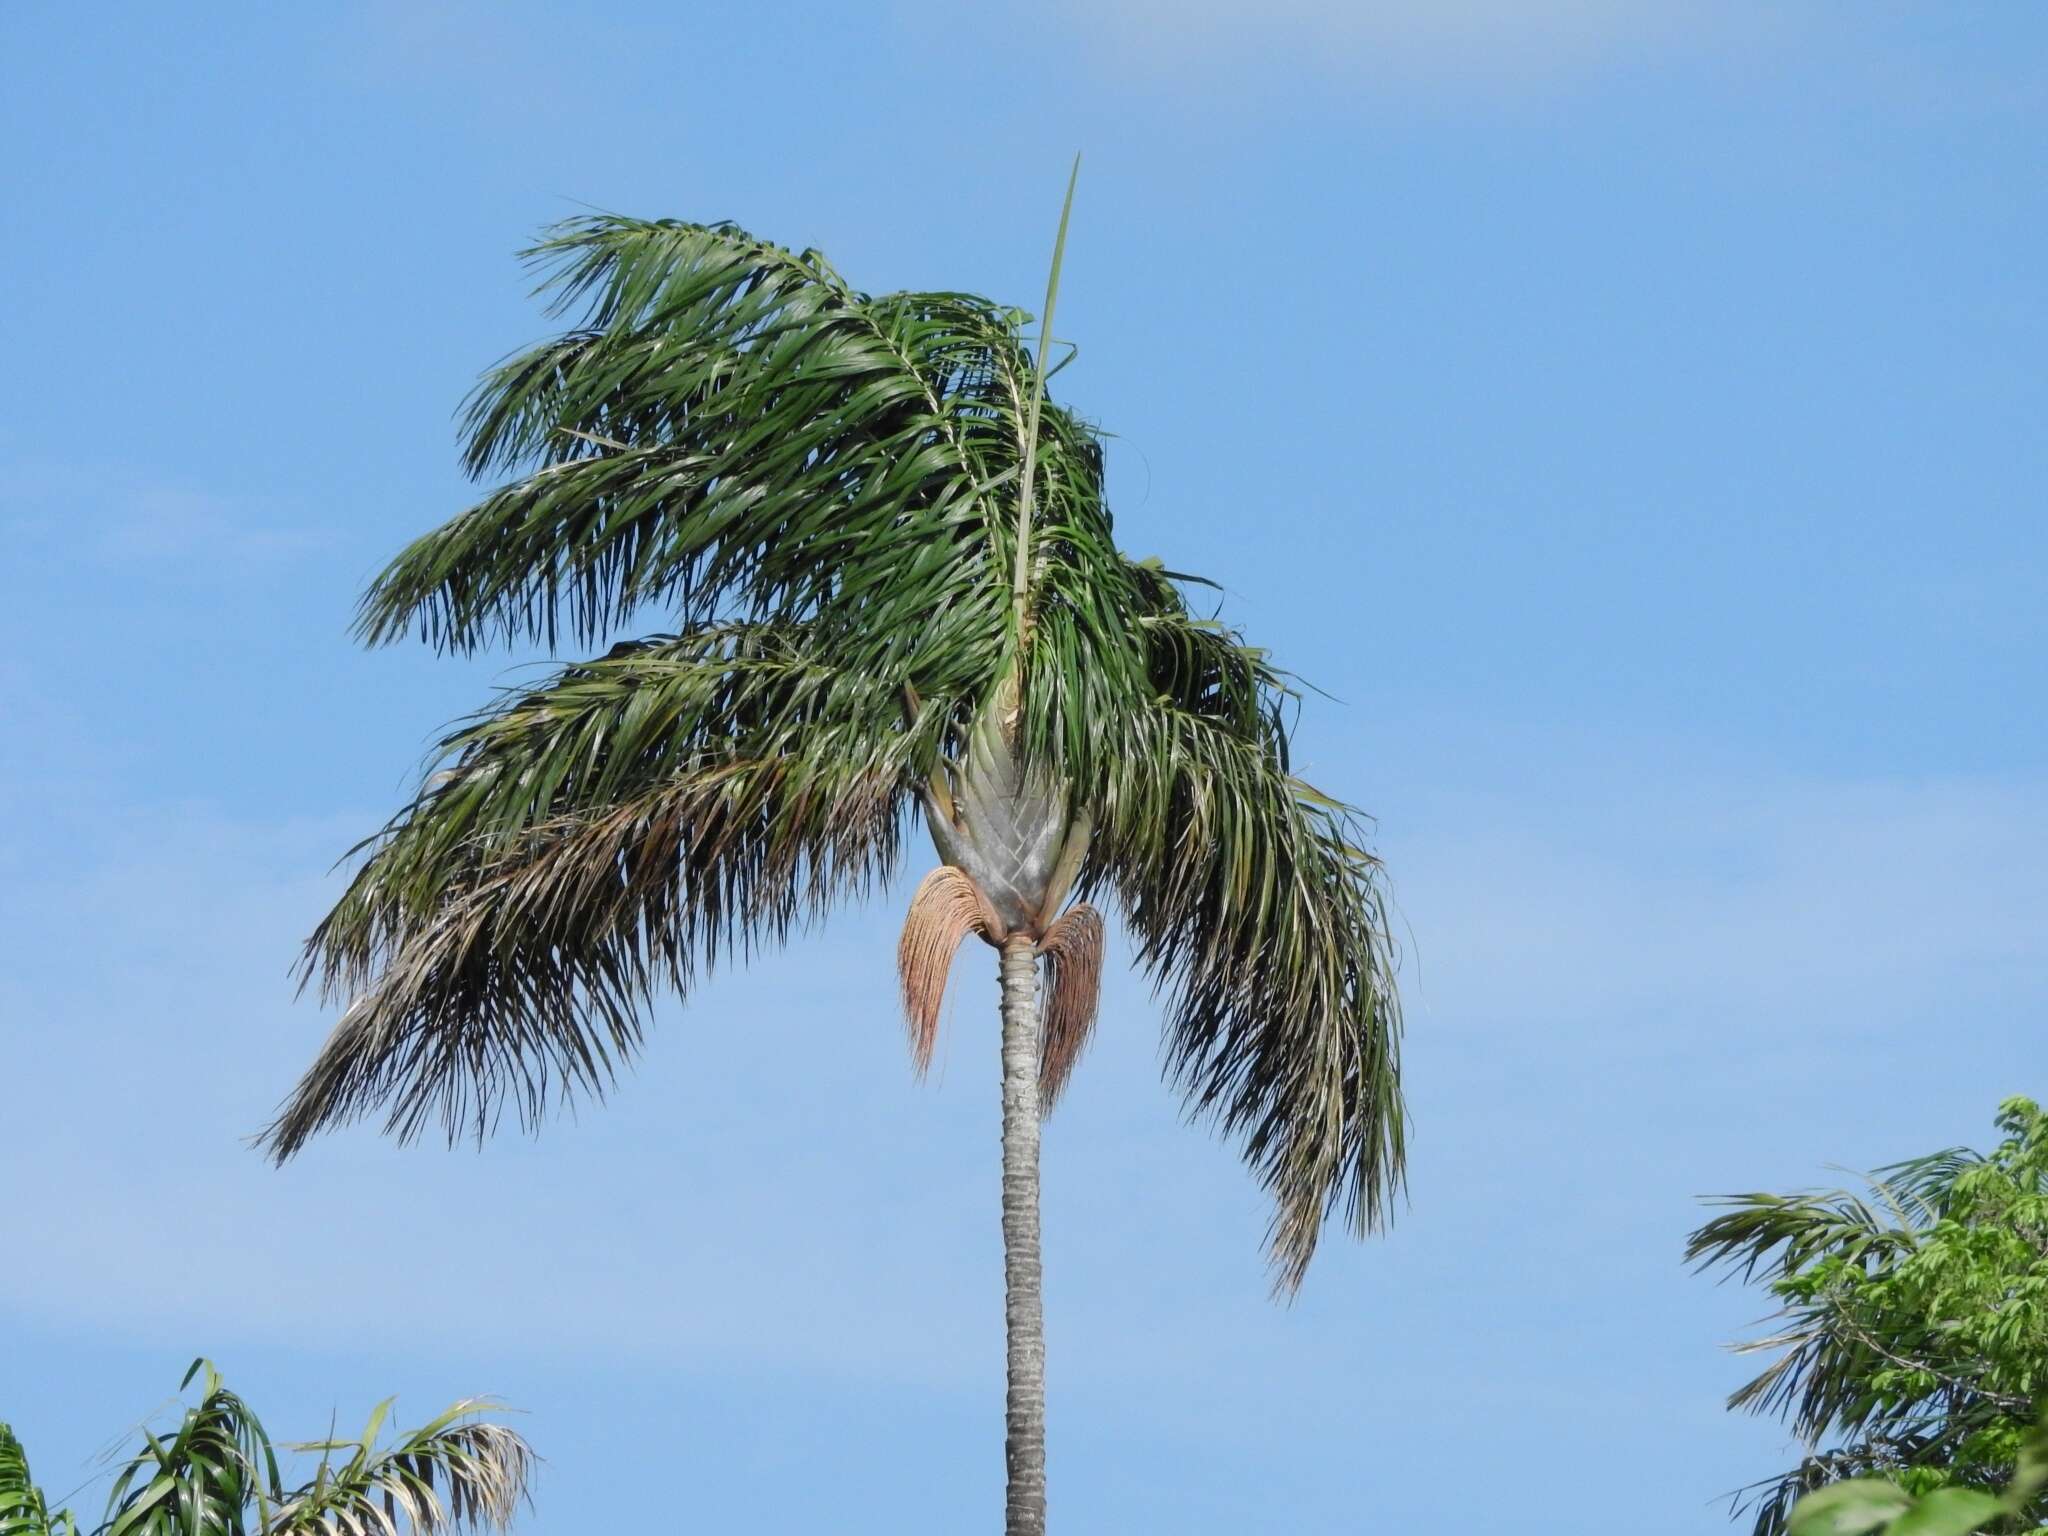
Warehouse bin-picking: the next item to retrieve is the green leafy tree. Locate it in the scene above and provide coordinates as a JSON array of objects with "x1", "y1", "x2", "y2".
[
  {"x1": 1690, "y1": 1098, "x2": 2048, "y2": 1535},
  {"x1": 0, "y1": 1362, "x2": 530, "y2": 1536},
  {"x1": 259, "y1": 188, "x2": 1404, "y2": 1532}
]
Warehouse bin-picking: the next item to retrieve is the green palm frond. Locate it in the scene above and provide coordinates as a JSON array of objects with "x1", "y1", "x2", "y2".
[
  {"x1": 268, "y1": 1400, "x2": 529, "y2": 1536},
  {"x1": 1687, "y1": 1188, "x2": 1921, "y2": 1287},
  {"x1": 263, "y1": 624, "x2": 938, "y2": 1159},
  {"x1": 1086, "y1": 684, "x2": 1403, "y2": 1288},
  {"x1": 1689, "y1": 1187, "x2": 1928, "y2": 1441},
  {"x1": 103, "y1": 1363, "x2": 281, "y2": 1536},
  {"x1": 360, "y1": 216, "x2": 1078, "y2": 673},
  {"x1": 1, "y1": 1424, "x2": 76, "y2": 1536},
  {"x1": 309, "y1": 623, "x2": 933, "y2": 979},
  {"x1": 1866, "y1": 1146, "x2": 1993, "y2": 1223},
  {"x1": 1066, "y1": 560, "x2": 1403, "y2": 1286}
]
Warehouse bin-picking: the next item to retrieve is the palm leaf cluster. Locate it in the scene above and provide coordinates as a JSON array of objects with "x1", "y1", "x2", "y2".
[
  {"x1": 263, "y1": 214, "x2": 1403, "y2": 1283},
  {"x1": 2, "y1": 1364, "x2": 528, "y2": 1536}
]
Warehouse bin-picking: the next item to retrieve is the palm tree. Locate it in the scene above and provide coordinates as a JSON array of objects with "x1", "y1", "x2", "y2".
[
  {"x1": 262, "y1": 184, "x2": 1404, "y2": 1533},
  {"x1": 1, "y1": 1362, "x2": 529, "y2": 1536}
]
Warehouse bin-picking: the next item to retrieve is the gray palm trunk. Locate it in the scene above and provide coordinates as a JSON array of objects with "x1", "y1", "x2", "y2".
[
  {"x1": 923, "y1": 691, "x2": 1081, "y2": 1535},
  {"x1": 997, "y1": 933, "x2": 1047, "y2": 1535}
]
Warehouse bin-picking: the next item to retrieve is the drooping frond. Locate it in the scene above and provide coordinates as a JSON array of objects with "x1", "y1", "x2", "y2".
[
  {"x1": 1036, "y1": 903, "x2": 1103, "y2": 1111},
  {"x1": 304, "y1": 625, "x2": 922, "y2": 991},
  {"x1": 1687, "y1": 1186, "x2": 1922, "y2": 1286},
  {"x1": 1, "y1": 1425, "x2": 76, "y2": 1536},
  {"x1": 263, "y1": 626, "x2": 940, "y2": 1160},
  {"x1": 268, "y1": 1400, "x2": 530, "y2": 1536},
  {"x1": 1077, "y1": 566, "x2": 1403, "y2": 1291},
  {"x1": 104, "y1": 1363, "x2": 281, "y2": 1536},
  {"x1": 896, "y1": 866, "x2": 996, "y2": 1075}
]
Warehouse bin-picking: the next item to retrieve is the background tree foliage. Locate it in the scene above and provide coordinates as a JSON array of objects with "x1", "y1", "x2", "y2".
[{"x1": 1690, "y1": 1098, "x2": 2048, "y2": 1535}]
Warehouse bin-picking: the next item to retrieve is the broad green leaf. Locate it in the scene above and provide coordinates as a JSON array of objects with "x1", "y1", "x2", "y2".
[
  {"x1": 1886, "y1": 1488, "x2": 2004, "y2": 1536},
  {"x1": 1786, "y1": 1479, "x2": 1914, "y2": 1536}
]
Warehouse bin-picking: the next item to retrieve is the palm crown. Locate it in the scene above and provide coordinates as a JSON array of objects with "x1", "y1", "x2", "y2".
[{"x1": 262, "y1": 211, "x2": 1403, "y2": 1287}]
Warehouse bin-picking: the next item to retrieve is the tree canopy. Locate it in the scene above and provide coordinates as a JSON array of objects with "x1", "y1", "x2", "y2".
[{"x1": 1690, "y1": 1098, "x2": 2048, "y2": 1535}]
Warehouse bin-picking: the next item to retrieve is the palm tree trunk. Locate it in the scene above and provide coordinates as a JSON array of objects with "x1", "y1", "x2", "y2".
[{"x1": 998, "y1": 932, "x2": 1047, "y2": 1535}]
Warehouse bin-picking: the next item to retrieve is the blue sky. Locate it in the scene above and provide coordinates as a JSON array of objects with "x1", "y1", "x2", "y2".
[{"x1": 2, "y1": 2, "x2": 2043, "y2": 1530}]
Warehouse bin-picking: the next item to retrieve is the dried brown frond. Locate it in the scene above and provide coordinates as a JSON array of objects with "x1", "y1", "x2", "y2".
[
  {"x1": 897, "y1": 866, "x2": 995, "y2": 1076},
  {"x1": 1036, "y1": 902, "x2": 1104, "y2": 1112}
]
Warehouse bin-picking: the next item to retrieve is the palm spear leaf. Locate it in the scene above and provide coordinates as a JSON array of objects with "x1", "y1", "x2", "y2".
[{"x1": 267, "y1": 1401, "x2": 529, "y2": 1536}]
